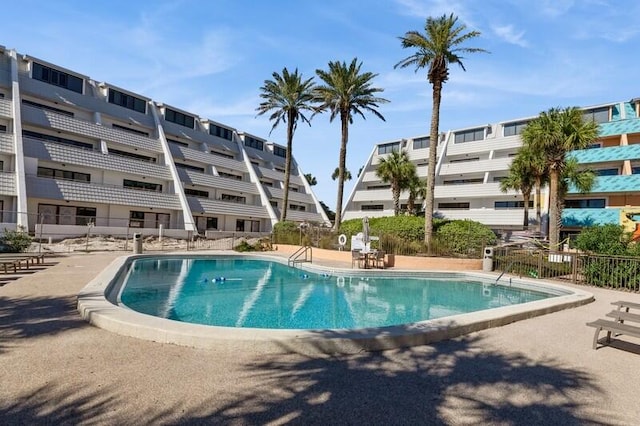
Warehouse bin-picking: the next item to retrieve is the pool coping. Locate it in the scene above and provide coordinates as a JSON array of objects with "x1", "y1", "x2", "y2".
[{"x1": 77, "y1": 252, "x2": 594, "y2": 354}]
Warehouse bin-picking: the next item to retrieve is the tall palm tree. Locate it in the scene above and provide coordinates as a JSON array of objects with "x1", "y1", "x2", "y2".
[
  {"x1": 395, "y1": 13, "x2": 487, "y2": 251},
  {"x1": 500, "y1": 150, "x2": 536, "y2": 229},
  {"x1": 556, "y1": 158, "x2": 596, "y2": 243},
  {"x1": 407, "y1": 172, "x2": 427, "y2": 215},
  {"x1": 522, "y1": 107, "x2": 599, "y2": 248},
  {"x1": 375, "y1": 149, "x2": 416, "y2": 216},
  {"x1": 331, "y1": 167, "x2": 352, "y2": 181},
  {"x1": 315, "y1": 58, "x2": 389, "y2": 230},
  {"x1": 257, "y1": 68, "x2": 316, "y2": 221}
]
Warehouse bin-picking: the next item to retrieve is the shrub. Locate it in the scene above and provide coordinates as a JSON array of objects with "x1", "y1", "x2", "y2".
[
  {"x1": 435, "y1": 220, "x2": 497, "y2": 257},
  {"x1": 0, "y1": 228, "x2": 33, "y2": 253},
  {"x1": 574, "y1": 224, "x2": 633, "y2": 255}
]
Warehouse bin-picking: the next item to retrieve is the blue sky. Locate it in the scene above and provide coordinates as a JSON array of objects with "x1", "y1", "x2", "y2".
[{"x1": 3, "y1": 0, "x2": 638, "y2": 209}]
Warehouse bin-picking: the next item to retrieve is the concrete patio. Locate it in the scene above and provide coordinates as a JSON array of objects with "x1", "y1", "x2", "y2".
[{"x1": 1, "y1": 251, "x2": 640, "y2": 424}]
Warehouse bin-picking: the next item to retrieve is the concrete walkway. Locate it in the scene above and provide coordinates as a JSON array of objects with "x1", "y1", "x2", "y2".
[{"x1": 1, "y1": 252, "x2": 640, "y2": 425}]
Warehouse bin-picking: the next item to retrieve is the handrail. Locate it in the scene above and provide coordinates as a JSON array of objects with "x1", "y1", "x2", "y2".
[
  {"x1": 496, "y1": 260, "x2": 516, "y2": 285},
  {"x1": 288, "y1": 245, "x2": 312, "y2": 266}
]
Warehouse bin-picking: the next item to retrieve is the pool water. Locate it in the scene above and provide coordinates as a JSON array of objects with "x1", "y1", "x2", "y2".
[{"x1": 120, "y1": 257, "x2": 555, "y2": 330}]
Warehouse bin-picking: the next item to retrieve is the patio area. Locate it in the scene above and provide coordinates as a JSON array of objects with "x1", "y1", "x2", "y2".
[{"x1": 1, "y1": 251, "x2": 640, "y2": 424}]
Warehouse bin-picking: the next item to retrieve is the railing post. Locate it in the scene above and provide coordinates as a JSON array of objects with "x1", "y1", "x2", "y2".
[{"x1": 572, "y1": 252, "x2": 578, "y2": 284}]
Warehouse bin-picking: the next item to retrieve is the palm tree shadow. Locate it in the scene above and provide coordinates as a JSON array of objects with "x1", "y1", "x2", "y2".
[{"x1": 185, "y1": 333, "x2": 617, "y2": 425}]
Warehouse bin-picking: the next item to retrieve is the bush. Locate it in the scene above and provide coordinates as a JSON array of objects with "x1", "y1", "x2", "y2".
[
  {"x1": 234, "y1": 238, "x2": 271, "y2": 252},
  {"x1": 0, "y1": 228, "x2": 33, "y2": 253},
  {"x1": 339, "y1": 216, "x2": 446, "y2": 242},
  {"x1": 574, "y1": 224, "x2": 637, "y2": 256},
  {"x1": 272, "y1": 221, "x2": 308, "y2": 245},
  {"x1": 435, "y1": 220, "x2": 497, "y2": 257}
]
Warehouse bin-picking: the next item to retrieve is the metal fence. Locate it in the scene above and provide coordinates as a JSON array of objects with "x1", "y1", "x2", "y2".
[{"x1": 494, "y1": 245, "x2": 640, "y2": 292}]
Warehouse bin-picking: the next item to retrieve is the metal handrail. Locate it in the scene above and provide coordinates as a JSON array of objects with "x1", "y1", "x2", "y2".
[{"x1": 288, "y1": 245, "x2": 312, "y2": 266}]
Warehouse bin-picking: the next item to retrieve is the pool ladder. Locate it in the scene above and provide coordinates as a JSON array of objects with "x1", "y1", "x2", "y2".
[
  {"x1": 288, "y1": 246, "x2": 312, "y2": 267},
  {"x1": 495, "y1": 260, "x2": 515, "y2": 286}
]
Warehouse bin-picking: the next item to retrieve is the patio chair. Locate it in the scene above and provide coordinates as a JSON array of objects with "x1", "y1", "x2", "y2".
[
  {"x1": 351, "y1": 250, "x2": 365, "y2": 268},
  {"x1": 373, "y1": 250, "x2": 386, "y2": 269}
]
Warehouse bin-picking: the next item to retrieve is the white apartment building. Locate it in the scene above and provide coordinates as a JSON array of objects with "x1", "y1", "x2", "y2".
[{"x1": 0, "y1": 47, "x2": 329, "y2": 237}]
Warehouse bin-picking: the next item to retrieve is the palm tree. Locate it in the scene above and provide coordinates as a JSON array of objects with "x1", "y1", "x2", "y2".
[
  {"x1": 556, "y1": 158, "x2": 596, "y2": 243},
  {"x1": 315, "y1": 58, "x2": 389, "y2": 230},
  {"x1": 375, "y1": 150, "x2": 416, "y2": 216},
  {"x1": 521, "y1": 107, "x2": 599, "y2": 248},
  {"x1": 406, "y1": 172, "x2": 427, "y2": 215},
  {"x1": 500, "y1": 151, "x2": 536, "y2": 229},
  {"x1": 304, "y1": 173, "x2": 317, "y2": 186},
  {"x1": 395, "y1": 13, "x2": 487, "y2": 251},
  {"x1": 257, "y1": 68, "x2": 316, "y2": 221},
  {"x1": 331, "y1": 167, "x2": 352, "y2": 181}
]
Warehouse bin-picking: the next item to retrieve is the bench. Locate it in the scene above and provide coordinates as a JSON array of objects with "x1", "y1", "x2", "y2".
[
  {"x1": 586, "y1": 319, "x2": 640, "y2": 349},
  {"x1": 606, "y1": 310, "x2": 640, "y2": 324},
  {"x1": 611, "y1": 300, "x2": 640, "y2": 312}
]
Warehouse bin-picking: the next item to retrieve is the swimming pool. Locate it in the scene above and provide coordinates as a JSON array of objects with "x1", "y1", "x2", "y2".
[
  {"x1": 120, "y1": 257, "x2": 554, "y2": 330},
  {"x1": 78, "y1": 253, "x2": 594, "y2": 354}
]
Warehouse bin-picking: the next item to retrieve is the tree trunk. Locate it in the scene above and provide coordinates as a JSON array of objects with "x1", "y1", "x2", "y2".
[
  {"x1": 535, "y1": 177, "x2": 542, "y2": 234},
  {"x1": 425, "y1": 80, "x2": 442, "y2": 253},
  {"x1": 393, "y1": 183, "x2": 400, "y2": 216},
  {"x1": 333, "y1": 110, "x2": 349, "y2": 231},
  {"x1": 281, "y1": 112, "x2": 295, "y2": 222},
  {"x1": 522, "y1": 193, "x2": 530, "y2": 229},
  {"x1": 548, "y1": 169, "x2": 560, "y2": 248}
]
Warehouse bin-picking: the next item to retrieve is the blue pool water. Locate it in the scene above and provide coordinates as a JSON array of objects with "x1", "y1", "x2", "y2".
[{"x1": 119, "y1": 257, "x2": 555, "y2": 330}]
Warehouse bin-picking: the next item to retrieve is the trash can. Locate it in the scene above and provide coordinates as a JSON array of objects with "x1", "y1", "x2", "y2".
[
  {"x1": 133, "y1": 233, "x2": 143, "y2": 254},
  {"x1": 482, "y1": 246, "x2": 494, "y2": 272},
  {"x1": 385, "y1": 253, "x2": 395, "y2": 268}
]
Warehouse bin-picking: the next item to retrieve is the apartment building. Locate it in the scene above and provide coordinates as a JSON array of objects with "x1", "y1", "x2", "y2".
[
  {"x1": 0, "y1": 47, "x2": 329, "y2": 236},
  {"x1": 343, "y1": 98, "x2": 640, "y2": 236}
]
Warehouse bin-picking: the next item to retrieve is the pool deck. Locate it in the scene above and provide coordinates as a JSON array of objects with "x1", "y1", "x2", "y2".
[{"x1": 2, "y1": 251, "x2": 640, "y2": 424}]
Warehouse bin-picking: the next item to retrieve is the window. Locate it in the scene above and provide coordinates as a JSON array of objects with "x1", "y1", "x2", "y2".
[
  {"x1": 251, "y1": 161, "x2": 260, "y2": 167},
  {"x1": 22, "y1": 99, "x2": 74, "y2": 117},
  {"x1": 595, "y1": 168, "x2": 618, "y2": 176},
  {"x1": 129, "y1": 211, "x2": 145, "y2": 227},
  {"x1": 583, "y1": 107, "x2": 609, "y2": 124},
  {"x1": 218, "y1": 171, "x2": 242, "y2": 180},
  {"x1": 0, "y1": 124, "x2": 6, "y2": 133},
  {"x1": 184, "y1": 188, "x2": 209, "y2": 198},
  {"x1": 245, "y1": 136, "x2": 264, "y2": 151},
  {"x1": 109, "y1": 148, "x2": 156, "y2": 163},
  {"x1": 413, "y1": 137, "x2": 429, "y2": 150},
  {"x1": 367, "y1": 185, "x2": 391, "y2": 190},
  {"x1": 165, "y1": 108, "x2": 195, "y2": 129},
  {"x1": 270, "y1": 200, "x2": 278, "y2": 207},
  {"x1": 38, "y1": 204, "x2": 96, "y2": 225},
  {"x1": 32, "y1": 62, "x2": 83, "y2": 94},
  {"x1": 275, "y1": 167, "x2": 285, "y2": 173},
  {"x1": 564, "y1": 199, "x2": 606, "y2": 208},
  {"x1": 443, "y1": 178, "x2": 483, "y2": 185},
  {"x1": 587, "y1": 143, "x2": 603, "y2": 149},
  {"x1": 633, "y1": 166, "x2": 640, "y2": 175},
  {"x1": 438, "y1": 202, "x2": 470, "y2": 209},
  {"x1": 167, "y1": 138, "x2": 189, "y2": 147},
  {"x1": 37, "y1": 166, "x2": 90, "y2": 183},
  {"x1": 261, "y1": 180, "x2": 273, "y2": 187},
  {"x1": 112, "y1": 123, "x2": 150, "y2": 137},
  {"x1": 454, "y1": 128, "x2": 485, "y2": 143},
  {"x1": 209, "y1": 124, "x2": 233, "y2": 140},
  {"x1": 221, "y1": 193, "x2": 246, "y2": 204},
  {"x1": 449, "y1": 157, "x2": 480, "y2": 163},
  {"x1": 361, "y1": 205, "x2": 384, "y2": 211},
  {"x1": 288, "y1": 186, "x2": 299, "y2": 192},
  {"x1": 129, "y1": 211, "x2": 169, "y2": 228},
  {"x1": 495, "y1": 201, "x2": 534, "y2": 209},
  {"x1": 195, "y1": 216, "x2": 218, "y2": 232},
  {"x1": 235, "y1": 219, "x2": 260, "y2": 232},
  {"x1": 175, "y1": 162, "x2": 205, "y2": 173},
  {"x1": 378, "y1": 142, "x2": 400, "y2": 155},
  {"x1": 289, "y1": 204, "x2": 306, "y2": 211},
  {"x1": 503, "y1": 121, "x2": 529, "y2": 137},
  {"x1": 123, "y1": 179, "x2": 162, "y2": 192},
  {"x1": 0, "y1": 160, "x2": 3, "y2": 171},
  {"x1": 493, "y1": 176, "x2": 508, "y2": 182},
  {"x1": 23, "y1": 130, "x2": 94, "y2": 149},
  {"x1": 108, "y1": 88, "x2": 146, "y2": 113},
  {"x1": 206, "y1": 217, "x2": 218, "y2": 230},
  {"x1": 211, "y1": 150, "x2": 235, "y2": 159},
  {"x1": 273, "y1": 146, "x2": 287, "y2": 158}
]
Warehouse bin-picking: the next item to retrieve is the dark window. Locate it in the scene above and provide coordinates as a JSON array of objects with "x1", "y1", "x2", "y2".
[
  {"x1": 632, "y1": 166, "x2": 640, "y2": 174},
  {"x1": 503, "y1": 121, "x2": 529, "y2": 137},
  {"x1": 112, "y1": 123, "x2": 150, "y2": 137},
  {"x1": 22, "y1": 99, "x2": 74, "y2": 117},
  {"x1": 206, "y1": 217, "x2": 218, "y2": 229},
  {"x1": 123, "y1": 179, "x2": 162, "y2": 192},
  {"x1": 270, "y1": 200, "x2": 278, "y2": 207},
  {"x1": 37, "y1": 166, "x2": 90, "y2": 182},
  {"x1": 211, "y1": 150, "x2": 235, "y2": 159},
  {"x1": 587, "y1": 143, "x2": 602, "y2": 149},
  {"x1": 221, "y1": 194, "x2": 246, "y2": 203},
  {"x1": 275, "y1": 167, "x2": 285, "y2": 173},
  {"x1": 261, "y1": 180, "x2": 273, "y2": 187},
  {"x1": 378, "y1": 142, "x2": 400, "y2": 155},
  {"x1": 209, "y1": 124, "x2": 233, "y2": 140},
  {"x1": 250, "y1": 161, "x2": 260, "y2": 167},
  {"x1": 184, "y1": 188, "x2": 209, "y2": 198},
  {"x1": 32, "y1": 62, "x2": 83, "y2": 94},
  {"x1": 218, "y1": 171, "x2": 242, "y2": 180},
  {"x1": 443, "y1": 178, "x2": 484, "y2": 185},
  {"x1": 129, "y1": 210, "x2": 145, "y2": 227},
  {"x1": 109, "y1": 148, "x2": 156, "y2": 163},
  {"x1": 361, "y1": 205, "x2": 384, "y2": 211},
  {"x1": 288, "y1": 186, "x2": 299, "y2": 192},
  {"x1": 175, "y1": 162, "x2": 205, "y2": 173},
  {"x1": 273, "y1": 145, "x2": 287, "y2": 158},
  {"x1": 38, "y1": 203, "x2": 96, "y2": 225},
  {"x1": 495, "y1": 201, "x2": 534, "y2": 209},
  {"x1": 413, "y1": 137, "x2": 429, "y2": 150},
  {"x1": 108, "y1": 88, "x2": 146, "y2": 113},
  {"x1": 165, "y1": 108, "x2": 195, "y2": 129},
  {"x1": 245, "y1": 136, "x2": 264, "y2": 151},
  {"x1": 449, "y1": 157, "x2": 480, "y2": 163},
  {"x1": 167, "y1": 138, "x2": 189, "y2": 147},
  {"x1": 129, "y1": 211, "x2": 169, "y2": 228},
  {"x1": 367, "y1": 185, "x2": 391, "y2": 190},
  {"x1": 289, "y1": 204, "x2": 306, "y2": 211},
  {"x1": 564, "y1": 198, "x2": 606, "y2": 208},
  {"x1": 454, "y1": 128, "x2": 485, "y2": 143},
  {"x1": 583, "y1": 107, "x2": 609, "y2": 124},
  {"x1": 595, "y1": 168, "x2": 618, "y2": 176},
  {"x1": 493, "y1": 176, "x2": 508, "y2": 182},
  {"x1": 0, "y1": 124, "x2": 6, "y2": 133},
  {"x1": 23, "y1": 130, "x2": 94, "y2": 149},
  {"x1": 76, "y1": 207, "x2": 97, "y2": 225},
  {"x1": 438, "y1": 202, "x2": 470, "y2": 209},
  {"x1": 235, "y1": 219, "x2": 245, "y2": 231}
]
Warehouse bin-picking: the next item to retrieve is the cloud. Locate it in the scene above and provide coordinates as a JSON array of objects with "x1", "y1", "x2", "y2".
[
  {"x1": 492, "y1": 24, "x2": 528, "y2": 47},
  {"x1": 538, "y1": 0, "x2": 575, "y2": 18}
]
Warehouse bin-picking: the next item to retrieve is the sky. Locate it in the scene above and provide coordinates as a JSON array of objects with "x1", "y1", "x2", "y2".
[{"x1": 2, "y1": 0, "x2": 639, "y2": 210}]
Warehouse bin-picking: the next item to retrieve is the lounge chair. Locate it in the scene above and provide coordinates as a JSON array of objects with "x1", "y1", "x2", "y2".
[{"x1": 587, "y1": 301, "x2": 640, "y2": 349}]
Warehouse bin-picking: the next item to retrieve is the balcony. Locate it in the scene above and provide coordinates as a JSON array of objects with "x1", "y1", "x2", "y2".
[
  {"x1": 23, "y1": 137, "x2": 172, "y2": 180},
  {"x1": 186, "y1": 196, "x2": 270, "y2": 218},
  {"x1": 445, "y1": 135, "x2": 522, "y2": 156},
  {"x1": 26, "y1": 176, "x2": 181, "y2": 209},
  {"x1": 434, "y1": 182, "x2": 516, "y2": 198},
  {"x1": 569, "y1": 144, "x2": 640, "y2": 164},
  {"x1": 439, "y1": 157, "x2": 512, "y2": 176},
  {"x1": 570, "y1": 174, "x2": 640, "y2": 194},
  {"x1": 264, "y1": 187, "x2": 314, "y2": 203},
  {"x1": 0, "y1": 171, "x2": 16, "y2": 196},
  {"x1": 0, "y1": 97, "x2": 12, "y2": 119},
  {"x1": 284, "y1": 210, "x2": 326, "y2": 223},
  {"x1": 21, "y1": 104, "x2": 161, "y2": 152},
  {"x1": 169, "y1": 142, "x2": 247, "y2": 171},
  {"x1": 0, "y1": 133, "x2": 14, "y2": 154},
  {"x1": 352, "y1": 188, "x2": 393, "y2": 202},
  {"x1": 437, "y1": 209, "x2": 525, "y2": 227},
  {"x1": 177, "y1": 168, "x2": 259, "y2": 194}
]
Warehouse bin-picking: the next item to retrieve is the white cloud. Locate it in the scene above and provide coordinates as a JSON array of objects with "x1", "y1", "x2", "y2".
[
  {"x1": 538, "y1": 0, "x2": 575, "y2": 18},
  {"x1": 492, "y1": 24, "x2": 528, "y2": 47}
]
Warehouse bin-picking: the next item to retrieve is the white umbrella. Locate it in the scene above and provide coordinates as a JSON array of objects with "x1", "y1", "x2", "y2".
[{"x1": 362, "y1": 216, "x2": 371, "y2": 250}]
